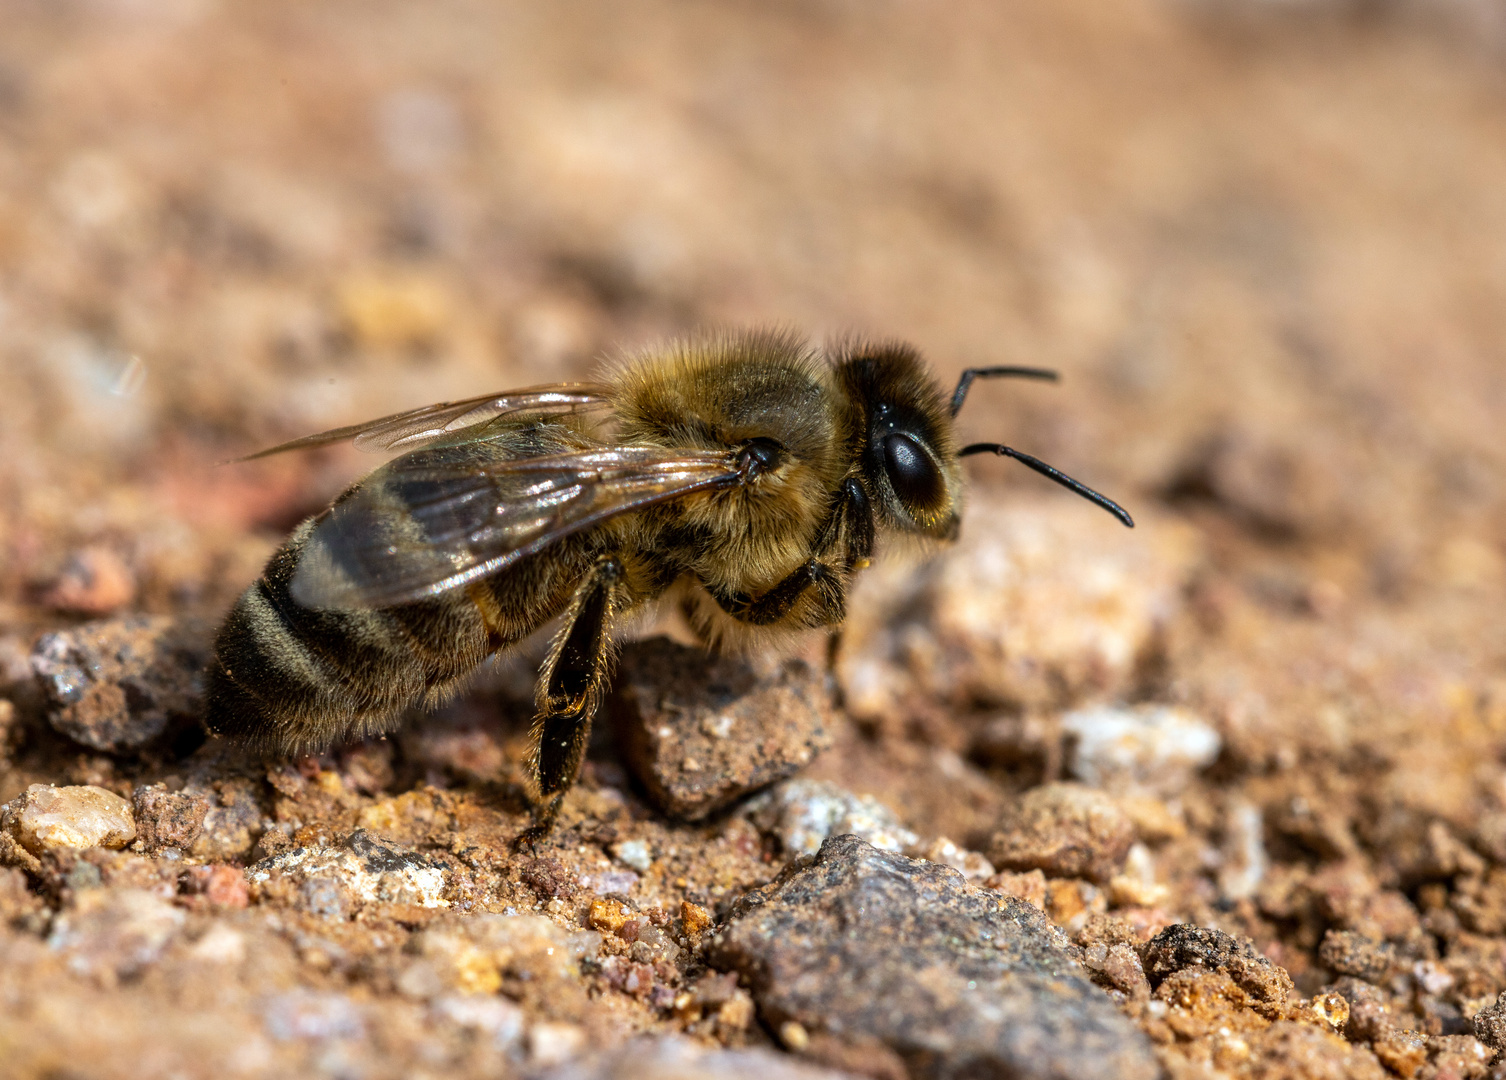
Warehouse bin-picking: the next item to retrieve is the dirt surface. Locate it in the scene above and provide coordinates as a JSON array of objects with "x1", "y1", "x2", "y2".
[{"x1": 3, "y1": 1, "x2": 1506, "y2": 1077}]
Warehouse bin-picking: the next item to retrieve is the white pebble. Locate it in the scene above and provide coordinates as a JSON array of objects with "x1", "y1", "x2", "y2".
[
  {"x1": 1062, "y1": 705, "x2": 1221, "y2": 792},
  {"x1": 611, "y1": 839, "x2": 653, "y2": 872}
]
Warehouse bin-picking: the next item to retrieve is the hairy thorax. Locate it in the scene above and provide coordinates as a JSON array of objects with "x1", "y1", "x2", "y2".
[{"x1": 608, "y1": 333, "x2": 850, "y2": 599}]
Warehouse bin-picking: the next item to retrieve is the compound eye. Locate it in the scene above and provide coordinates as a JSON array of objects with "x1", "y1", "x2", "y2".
[{"x1": 881, "y1": 432, "x2": 945, "y2": 518}]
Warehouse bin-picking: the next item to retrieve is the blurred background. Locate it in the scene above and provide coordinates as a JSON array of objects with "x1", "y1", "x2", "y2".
[{"x1": 0, "y1": 0, "x2": 1503, "y2": 630}]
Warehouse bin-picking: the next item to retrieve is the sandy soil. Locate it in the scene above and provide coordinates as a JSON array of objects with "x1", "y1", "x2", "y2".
[{"x1": 2, "y1": 2, "x2": 1506, "y2": 1077}]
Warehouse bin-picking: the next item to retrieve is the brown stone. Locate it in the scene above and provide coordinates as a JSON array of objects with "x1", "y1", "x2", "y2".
[
  {"x1": 989, "y1": 782, "x2": 1135, "y2": 884},
  {"x1": 131, "y1": 785, "x2": 209, "y2": 854},
  {"x1": 610, "y1": 637, "x2": 834, "y2": 821},
  {"x1": 1140, "y1": 923, "x2": 1293, "y2": 1019},
  {"x1": 30, "y1": 615, "x2": 211, "y2": 753}
]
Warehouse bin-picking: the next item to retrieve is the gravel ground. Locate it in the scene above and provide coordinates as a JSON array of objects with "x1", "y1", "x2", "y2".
[{"x1": 2, "y1": 2, "x2": 1506, "y2": 1078}]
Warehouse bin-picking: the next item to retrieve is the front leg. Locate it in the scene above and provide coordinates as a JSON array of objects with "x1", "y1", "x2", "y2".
[
  {"x1": 710, "y1": 477, "x2": 877, "y2": 628},
  {"x1": 710, "y1": 558, "x2": 841, "y2": 627},
  {"x1": 515, "y1": 554, "x2": 623, "y2": 849}
]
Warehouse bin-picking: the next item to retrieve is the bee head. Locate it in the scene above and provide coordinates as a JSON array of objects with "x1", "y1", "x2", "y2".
[{"x1": 832, "y1": 341, "x2": 963, "y2": 540}]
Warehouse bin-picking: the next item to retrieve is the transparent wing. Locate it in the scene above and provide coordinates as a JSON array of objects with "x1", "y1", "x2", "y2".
[
  {"x1": 289, "y1": 444, "x2": 741, "y2": 610},
  {"x1": 241, "y1": 384, "x2": 613, "y2": 459}
]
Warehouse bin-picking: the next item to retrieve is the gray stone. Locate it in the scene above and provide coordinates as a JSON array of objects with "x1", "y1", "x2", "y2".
[
  {"x1": 708, "y1": 834, "x2": 1159, "y2": 1080},
  {"x1": 30, "y1": 615, "x2": 211, "y2": 753}
]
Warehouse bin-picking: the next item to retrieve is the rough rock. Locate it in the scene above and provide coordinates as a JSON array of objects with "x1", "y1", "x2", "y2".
[
  {"x1": 1060, "y1": 704, "x2": 1221, "y2": 793},
  {"x1": 47, "y1": 887, "x2": 186, "y2": 984},
  {"x1": 131, "y1": 784, "x2": 209, "y2": 854},
  {"x1": 1473, "y1": 990, "x2": 1506, "y2": 1055},
  {"x1": 406, "y1": 914, "x2": 601, "y2": 999},
  {"x1": 989, "y1": 782, "x2": 1135, "y2": 884},
  {"x1": 29, "y1": 615, "x2": 210, "y2": 752},
  {"x1": 190, "y1": 778, "x2": 265, "y2": 861},
  {"x1": 836, "y1": 498, "x2": 1200, "y2": 716},
  {"x1": 747, "y1": 779, "x2": 917, "y2": 856},
  {"x1": 1244, "y1": 1021, "x2": 1391, "y2": 1080},
  {"x1": 246, "y1": 829, "x2": 450, "y2": 919},
  {"x1": 610, "y1": 637, "x2": 834, "y2": 820},
  {"x1": 1318, "y1": 928, "x2": 1401, "y2": 984},
  {"x1": 535, "y1": 1037, "x2": 854, "y2": 1079},
  {"x1": 2, "y1": 783, "x2": 137, "y2": 855},
  {"x1": 1140, "y1": 923, "x2": 1293, "y2": 1018},
  {"x1": 986, "y1": 868, "x2": 1049, "y2": 911},
  {"x1": 1424, "y1": 1034, "x2": 1492, "y2": 1078},
  {"x1": 708, "y1": 834, "x2": 1159, "y2": 1080}
]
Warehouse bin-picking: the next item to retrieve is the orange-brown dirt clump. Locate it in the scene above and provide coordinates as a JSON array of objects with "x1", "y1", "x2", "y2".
[{"x1": 2, "y1": 2, "x2": 1506, "y2": 1078}]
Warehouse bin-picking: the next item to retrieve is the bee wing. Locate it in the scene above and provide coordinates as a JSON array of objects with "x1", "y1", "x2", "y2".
[
  {"x1": 241, "y1": 384, "x2": 614, "y2": 459},
  {"x1": 289, "y1": 445, "x2": 741, "y2": 610}
]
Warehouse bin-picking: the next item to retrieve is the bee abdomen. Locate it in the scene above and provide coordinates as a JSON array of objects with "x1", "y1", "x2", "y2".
[{"x1": 205, "y1": 523, "x2": 489, "y2": 756}]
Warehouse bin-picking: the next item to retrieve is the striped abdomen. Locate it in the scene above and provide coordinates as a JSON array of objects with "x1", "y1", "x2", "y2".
[{"x1": 204, "y1": 516, "x2": 588, "y2": 756}]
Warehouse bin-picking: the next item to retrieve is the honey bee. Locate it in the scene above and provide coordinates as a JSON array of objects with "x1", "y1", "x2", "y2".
[{"x1": 206, "y1": 330, "x2": 1131, "y2": 843}]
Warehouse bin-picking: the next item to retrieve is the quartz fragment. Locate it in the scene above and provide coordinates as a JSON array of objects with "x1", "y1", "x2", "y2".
[
  {"x1": 245, "y1": 829, "x2": 449, "y2": 918},
  {"x1": 3, "y1": 784, "x2": 136, "y2": 854},
  {"x1": 1061, "y1": 704, "x2": 1221, "y2": 792},
  {"x1": 746, "y1": 779, "x2": 917, "y2": 857}
]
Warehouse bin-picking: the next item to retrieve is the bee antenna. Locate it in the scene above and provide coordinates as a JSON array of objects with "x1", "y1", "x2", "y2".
[
  {"x1": 950, "y1": 366, "x2": 1059, "y2": 417},
  {"x1": 959, "y1": 443, "x2": 1135, "y2": 528}
]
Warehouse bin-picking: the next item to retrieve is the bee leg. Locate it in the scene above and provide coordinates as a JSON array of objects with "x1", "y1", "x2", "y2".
[
  {"x1": 811, "y1": 477, "x2": 875, "y2": 571},
  {"x1": 710, "y1": 559, "x2": 843, "y2": 627},
  {"x1": 711, "y1": 477, "x2": 875, "y2": 628},
  {"x1": 514, "y1": 554, "x2": 623, "y2": 850}
]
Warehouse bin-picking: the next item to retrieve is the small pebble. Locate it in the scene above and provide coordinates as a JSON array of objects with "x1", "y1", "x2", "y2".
[
  {"x1": 431, "y1": 994, "x2": 524, "y2": 1052},
  {"x1": 747, "y1": 778, "x2": 917, "y2": 857},
  {"x1": 3, "y1": 784, "x2": 136, "y2": 854},
  {"x1": 1062, "y1": 704, "x2": 1221, "y2": 793},
  {"x1": 989, "y1": 782, "x2": 1135, "y2": 884},
  {"x1": 47, "y1": 887, "x2": 185, "y2": 983},
  {"x1": 245, "y1": 829, "x2": 448, "y2": 918},
  {"x1": 30, "y1": 615, "x2": 209, "y2": 753},
  {"x1": 528, "y1": 1021, "x2": 586, "y2": 1065},
  {"x1": 43, "y1": 546, "x2": 136, "y2": 616},
  {"x1": 912, "y1": 835, "x2": 995, "y2": 881},
  {"x1": 131, "y1": 785, "x2": 209, "y2": 854},
  {"x1": 612, "y1": 839, "x2": 653, "y2": 872}
]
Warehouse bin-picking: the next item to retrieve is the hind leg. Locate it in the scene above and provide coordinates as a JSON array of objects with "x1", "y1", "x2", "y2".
[{"x1": 515, "y1": 554, "x2": 624, "y2": 848}]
